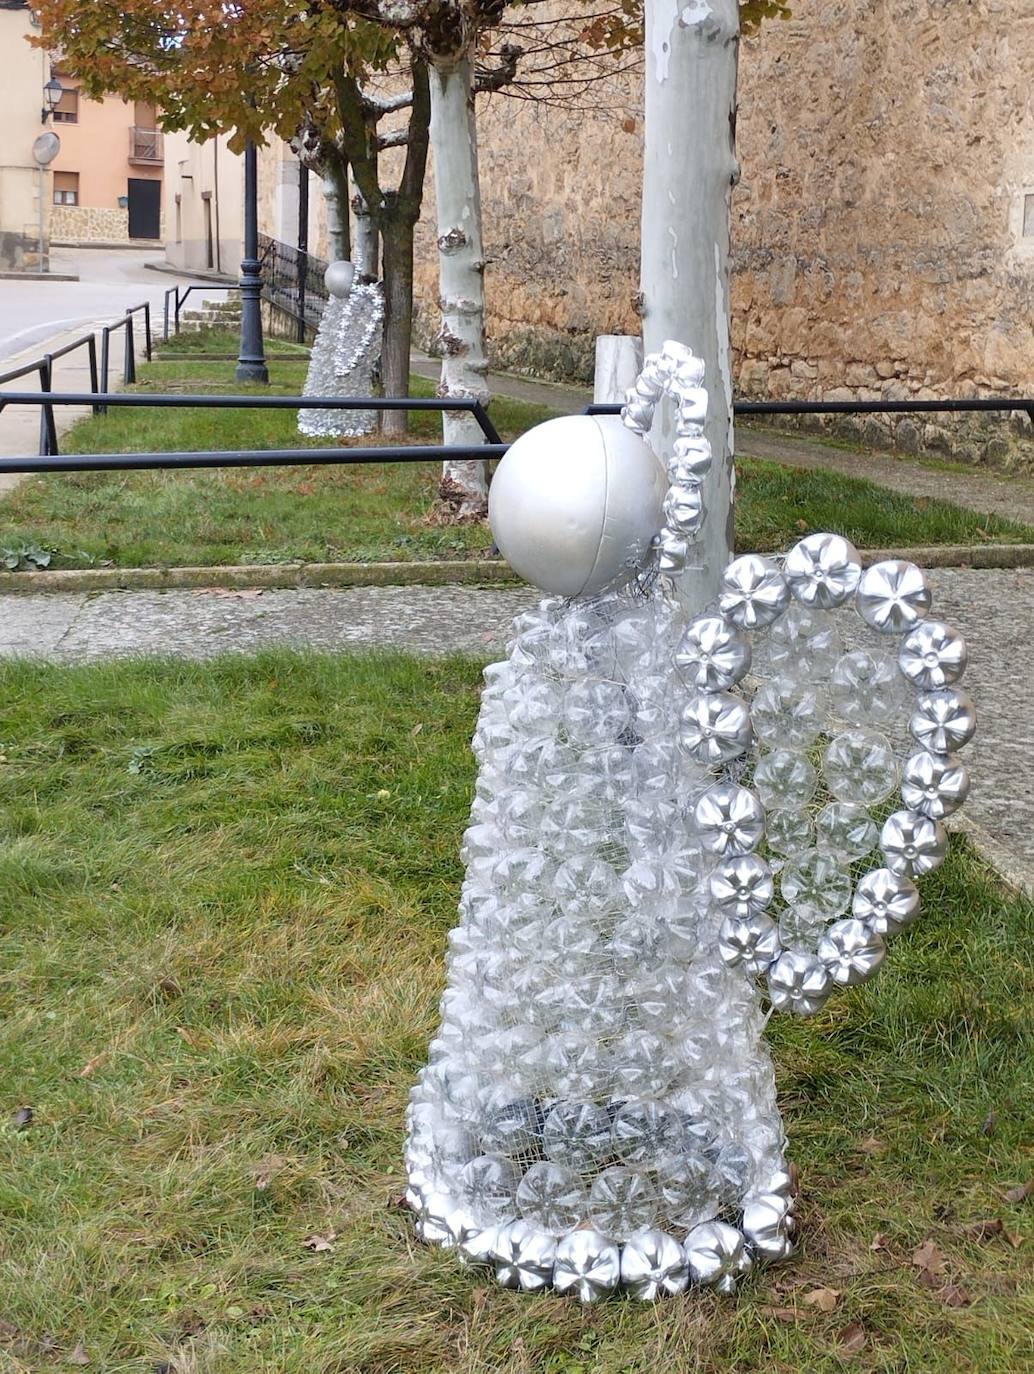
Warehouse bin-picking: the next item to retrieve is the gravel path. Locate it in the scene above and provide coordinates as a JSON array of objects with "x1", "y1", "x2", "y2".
[{"x1": 0, "y1": 573, "x2": 1027, "y2": 893}]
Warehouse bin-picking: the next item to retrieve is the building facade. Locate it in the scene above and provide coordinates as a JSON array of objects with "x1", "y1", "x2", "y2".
[
  {"x1": 0, "y1": 0, "x2": 165, "y2": 268},
  {"x1": 164, "y1": 130, "x2": 243, "y2": 276},
  {"x1": 0, "y1": 1, "x2": 51, "y2": 270}
]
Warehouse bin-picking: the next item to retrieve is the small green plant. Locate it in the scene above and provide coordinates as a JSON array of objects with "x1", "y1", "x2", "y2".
[{"x1": 1, "y1": 542, "x2": 53, "y2": 571}]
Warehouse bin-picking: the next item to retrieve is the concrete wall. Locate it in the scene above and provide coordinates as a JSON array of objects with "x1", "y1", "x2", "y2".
[
  {"x1": 164, "y1": 130, "x2": 243, "y2": 276},
  {"x1": 0, "y1": 3, "x2": 50, "y2": 270}
]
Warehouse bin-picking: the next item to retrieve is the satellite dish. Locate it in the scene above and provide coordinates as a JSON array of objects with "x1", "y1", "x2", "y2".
[{"x1": 33, "y1": 132, "x2": 61, "y2": 167}]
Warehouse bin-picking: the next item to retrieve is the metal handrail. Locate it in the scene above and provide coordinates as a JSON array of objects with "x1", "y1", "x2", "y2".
[
  {"x1": 585, "y1": 398, "x2": 1034, "y2": 422},
  {"x1": 0, "y1": 389, "x2": 505, "y2": 463},
  {"x1": 162, "y1": 283, "x2": 241, "y2": 341}
]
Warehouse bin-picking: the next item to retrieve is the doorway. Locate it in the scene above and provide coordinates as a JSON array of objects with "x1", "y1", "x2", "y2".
[{"x1": 127, "y1": 178, "x2": 161, "y2": 240}]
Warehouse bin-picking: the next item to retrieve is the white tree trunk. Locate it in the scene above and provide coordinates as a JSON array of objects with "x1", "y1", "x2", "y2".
[
  {"x1": 594, "y1": 334, "x2": 643, "y2": 403},
  {"x1": 322, "y1": 169, "x2": 349, "y2": 261},
  {"x1": 640, "y1": 0, "x2": 740, "y2": 610},
  {"x1": 429, "y1": 56, "x2": 490, "y2": 520},
  {"x1": 352, "y1": 184, "x2": 379, "y2": 280}
]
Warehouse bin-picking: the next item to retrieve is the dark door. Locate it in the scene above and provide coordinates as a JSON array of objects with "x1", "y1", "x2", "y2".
[{"x1": 127, "y1": 178, "x2": 161, "y2": 240}]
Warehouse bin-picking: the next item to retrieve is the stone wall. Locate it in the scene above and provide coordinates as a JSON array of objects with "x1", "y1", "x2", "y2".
[
  {"x1": 50, "y1": 204, "x2": 166, "y2": 244},
  {"x1": 412, "y1": 0, "x2": 1034, "y2": 467}
]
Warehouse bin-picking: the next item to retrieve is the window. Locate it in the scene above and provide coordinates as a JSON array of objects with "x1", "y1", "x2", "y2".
[
  {"x1": 53, "y1": 171, "x2": 79, "y2": 206},
  {"x1": 51, "y1": 75, "x2": 79, "y2": 124},
  {"x1": 1024, "y1": 194, "x2": 1034, "y2": 239}
]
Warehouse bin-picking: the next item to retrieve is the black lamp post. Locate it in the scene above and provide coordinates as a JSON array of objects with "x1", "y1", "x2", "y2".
[{"x1": 236, "y1": 139, "x2": 269, "y2": 385}]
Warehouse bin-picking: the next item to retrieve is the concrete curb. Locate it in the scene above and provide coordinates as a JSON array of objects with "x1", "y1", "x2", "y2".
[
  {"x1": 0, "y1": 543, "x2": 1031, "y2": 596},
  {"x1": 0, "y1": 271, "x2": 79, "y2": 282},
  {"x1": 0, "y1": 559, "x2": 520, "y2": 595}
]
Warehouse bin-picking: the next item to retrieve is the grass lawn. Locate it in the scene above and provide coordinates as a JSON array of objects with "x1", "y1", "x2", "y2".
[
  {"x1": 0, "y1": 650, "x2": 1031, "y2": 1372},
  {"x1": 1, "y1": 345, "x2": 1032, "y2": 571}
]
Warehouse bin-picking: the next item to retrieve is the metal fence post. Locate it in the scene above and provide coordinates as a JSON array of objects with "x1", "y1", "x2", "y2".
[
  {"x1": 38, "y1": 356, "x2": 58, "y2": 456},
  {"x1": 87, "y1": 334, "x2": 100, "y2": 417},
  {"x1": 124, "y1": 318, "x2": 136, "y2": 385},
  {"x1": 143, "y1": 302, "x2": 153, "y2": 361},
  {"x1": 99, "y1": 327, "x2": 110, "y2": 413}
]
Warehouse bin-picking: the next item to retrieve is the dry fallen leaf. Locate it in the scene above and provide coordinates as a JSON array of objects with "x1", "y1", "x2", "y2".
[
  {"x1": 759, "y1": 1304, "x2": 799, "y2": 1323},
  {"x1": 912, "y1": 1239, "x2": 946, "y2": 1275},
  {"x1": 980, "y1": 1110, "x2": 998, "y2": 1137},
  {"x1": 857, "y1": 1136, "x2": 885, "y2": 1156},
  {"x1": 869, "y1": 1231, "x2": 891, "y2": 1252},
  {"x1": 803, "y1": 1287, "x2": 840, "y2": 1313},
  {"x1": 964, "y1": 1218, "x2": 1004, "y2": 1242},
  {"x1": 12, "y1": 1106, "x2": 33, "y2": 1131},
  {"x1": 1003, "y1": 1181, "x2": 1033, "y2": 1204},
  {"x1": 938, "y1": 1283, "x2": 972, "y2": 1309},
  {"x1": 836, "y1": 1322, "x2": 867, "y2": 1356},
  {"x1": 252, "y1": 1154, "x2": 288, "y2": 1191},
  {"x1": 303, "y1": 1230, "x2": 338, "y2": 1252},
  {"x1": 67, "y1": 1341, "x2": 90, "y2": 1366},
  {"x1": 411, "y1": 722, "x2": 424, "y2": 736},
  {"x1": 79, "y1": 1052, "x2": 108, "y2": 1078}
]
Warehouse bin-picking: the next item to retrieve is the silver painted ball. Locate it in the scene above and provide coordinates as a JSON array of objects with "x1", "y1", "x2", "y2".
[
  {"x1": 324, "y1": 258, "x2": 356, "y2": 299},
  {"x1": 899, "y1": 620, "x2": 968, "y2": 690},
  {"x1": 910, "y1": 688, "x2": 977, "y2": 754},
  {"x1": 553, "y1": 1228, "x2": 622, "y2": 1302},
  {"x1": 784, "y1": 532, "x2": 862, "y2": 609},
  {"x1": 741, "y1": 1193, "x2": 795, "y2": 1262},
  {"x1": 852, "y1": 867, "x2": 921, "y2": 936},
  {"x1": 675, "y1": 615, "x2": 752, "y2": 691},
  {"x1": 717, "y1": 911, "x2": 782, "y2": 975},
  {"x1": 880, "y1": 809, "x2": 948, "y2": 877},
  {"x1": 901, "y1": 750, "x2": 970, "y2": 819},
  {"x1": 767, "y1": 950, "x2": 833, "y2": 1016},
  {"x1": 488, "y1": 415, "x2": 667, "y2": 597},
  {"x1": 684, "y1": 1221, "x2": 752, "y2": 1293},
  {"x1": 620, "y1": 1228, "x2": 690, "y2": 1299},
  {"x1": 818, "y1": 917, "x2": 886, "y2": 986},
  {"x1": 855, "y1": 559, "x2": 932, "y2": 633},
  {"x1": 679, "y1": 692, "x2": 753, "y2": 766},
  {"x1": 492, "y1": 1220, "x2": 557, "y2": 1292},
  {"x1": 719, "y1": 554, "x2": 791, "y2": 629}
]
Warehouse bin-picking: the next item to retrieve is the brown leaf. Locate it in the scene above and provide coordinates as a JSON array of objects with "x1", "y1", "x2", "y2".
[
  {"x1": 964, "y1": 1218, "x2": 1003, "y2": 1242},
  {"x1": 1005, "y1": 1230, "x2": 1023, "y2": 1249},
  {"x1": 759, "y1": 1304, "x2": 799, "y2": 1323},
  {"x1": 980, "y1": 1110, "x2": 998, "y2": 1136},
  {"x1": 12, "y1": 1106, "x2": 33, "y2": 1131},
  {"x1": 68, "y1": 1341, "x2": 90, "y2": 1365},
  {"x1": 0, "y1": 1320, "x2": 21, "y2": 1346},
  {"x1": 803, "y1": 1286, "x2": 840, "y2": 1313},
  {"x1": 788, "y1": 1160, "x2": 800, "y2": 1196},
  {"x1": 837, "y1": 1322, "x2": 867, "y2": 1356},
  {"x1": 869, "y1": 1231, "x2": 891, "y2": 1251},
  {"x1": 302, "y1": 1230, "x2": 337, "y2": 1252},
  {"x1": 912, "y1": 1238, "x2": 946, "y2": 1275},
  {"x1": 937, "y1": 1283, "x2": 972, "y2": 1308},
  {"x1": 1003, "y1": 1181, "x2": 1033, "y2": 1204},
  {"x1": 251, "y1": 1154, "x2": 288, "y2": 1191},
  {"x1": 857, "y1": 1135, "x2": 885, "y2": 1155},
  {"x1": 175, "y1": 1026, "x2": 203, "y2": 1050},
  {"x1": 79, "y1": 1052, "x2": 108, "y2": 1078},
  {"x1": 411, "y1": 722, "x2": 424, "y2": 737}
]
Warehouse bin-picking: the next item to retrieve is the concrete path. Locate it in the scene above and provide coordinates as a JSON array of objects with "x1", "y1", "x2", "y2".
[
  {"x1": 0, "y1": 247, "x2": 222, "y2": 490},
  {"x1": 0, "y1": 570, "x2": 1028, "y2": 894}
]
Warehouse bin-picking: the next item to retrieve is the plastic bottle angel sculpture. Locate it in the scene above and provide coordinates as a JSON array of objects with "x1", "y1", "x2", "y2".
[
  {"x1": 405, "y1": 340, "x2": 975, "y2": 1302},
  {"x1": 298, "y1": 260, "x2": 384, "y2": 438}
]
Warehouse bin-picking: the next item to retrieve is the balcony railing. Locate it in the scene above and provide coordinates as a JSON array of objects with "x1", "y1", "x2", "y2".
[{"x1": 129, "y1": 128, "x2": 163, "y2": 164}]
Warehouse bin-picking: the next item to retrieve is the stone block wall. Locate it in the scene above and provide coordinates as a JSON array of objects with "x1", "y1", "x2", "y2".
[
  {"x1": 412, "y1": 0, "x2": 1034, "y2": 468},
  {"x1": 50, "y1": 204, "x2": 166, "y2": 243}
]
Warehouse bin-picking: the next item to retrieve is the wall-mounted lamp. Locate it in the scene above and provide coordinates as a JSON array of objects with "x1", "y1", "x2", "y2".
[{"x1": 41, "y1": 76, "x2": 63, "y2": 124}]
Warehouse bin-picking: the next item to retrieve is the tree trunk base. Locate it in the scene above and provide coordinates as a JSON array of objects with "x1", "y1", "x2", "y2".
[{"x1": 430, "y1": 473, "x2": 490, "y2": 524}]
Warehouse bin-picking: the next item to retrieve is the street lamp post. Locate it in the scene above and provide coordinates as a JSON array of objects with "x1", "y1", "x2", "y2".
[
  {"x1": 41, "y1": 76, "x2": 63, "y2": 124},
  {"x1": 236, "y1": 139, "x2": 269, "y2": 385}
]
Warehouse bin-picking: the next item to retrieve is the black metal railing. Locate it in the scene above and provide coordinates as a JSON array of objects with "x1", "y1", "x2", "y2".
[
  {"x1": 162, "y1": 283, "x2": 242, "y2": 341},
  {"x1": 258, "y1": 233, "x2": 329, "y2": 340},
  {"x1": 0, "y1": 392, "x2": 504, "y2": 471},
  {"x1": 129, "y1": 127, "x2": 163, "y2": 163},
  {"x1": 585, "y1": 397, "x2": 1034, "y2": 423}
]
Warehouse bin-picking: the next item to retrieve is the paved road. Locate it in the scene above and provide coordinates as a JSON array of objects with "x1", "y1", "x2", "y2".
[
  {"x1": 0, "y1": 247, "x2": 222, "y2": 487},
  {"x1": 0, "y1": 571, "x2": 1027, "y2": 893}
]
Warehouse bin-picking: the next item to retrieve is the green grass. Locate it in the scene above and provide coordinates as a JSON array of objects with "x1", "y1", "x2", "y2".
[
  {"x1": 0, "y1": 651, "x2": 1031, "y2": 1372},
  {"x1": 1, "y1": 346, "x2": 1032, "y2": 571}
]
